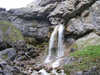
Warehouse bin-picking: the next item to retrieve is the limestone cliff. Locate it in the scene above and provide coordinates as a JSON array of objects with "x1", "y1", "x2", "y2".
[{"x1": 0, "y1": 0, "x2": 100, "y2": 75}]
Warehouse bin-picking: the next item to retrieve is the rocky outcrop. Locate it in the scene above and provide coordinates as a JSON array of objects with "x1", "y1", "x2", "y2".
[
  {"x1": 66, "y1": 1, "x2": 100, "y2": 38},
  {"x1": 0, "y1": 0, "x2": 100, "y2": 75},
  {"x1": 72, "y1": 32, "x2": 100, "y2": 50},
  {"x1": 27, "y1": 0, "x2": 97, "y2": 25},
  {"x1": 0, "y1": 48, "x2": 16, "y2": 61},
  {"x1": 0, "y1": 0, "x2": 99, "y2": 42},
  {"x1": 0, "y1": 21, "x2": 24, "y2": 50},
  {"x1": 7, "y1": 9, "x2": 50, "y2": 42}
]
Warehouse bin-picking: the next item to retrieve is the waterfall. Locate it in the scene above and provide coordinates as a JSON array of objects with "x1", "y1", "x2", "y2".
[
  {"x1": 45, "y1": 26, "x2": 59, "y2": 63},
  {"x1": 39, "y1": 69, "x2": 50, "y2": 75},
  {"x1": 45, "y1": 24, "x2": 65, "y2": 68},
  {"x1": 52, "y1": 58, "x2": 63, "y2": 68},
  {"x1": 61, "y1": 69, "x2": 66, "y2": 75},
  {"x1": 31, "y1": 24, "x2": 66, "y2": 75},
  {"x1": 52, "y1": 69, "x2": 59, "y2": 75},
  {"x1": 57, "y1": 24, "x2": 64, "y2": 57},
  {"x1": 38, "y1": 68, "x2": 65, "y2": 75}
]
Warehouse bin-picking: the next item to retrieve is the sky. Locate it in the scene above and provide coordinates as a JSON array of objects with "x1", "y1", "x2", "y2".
[{"x1": 0, "y1": 0, "x2": 34, "y2": 10}]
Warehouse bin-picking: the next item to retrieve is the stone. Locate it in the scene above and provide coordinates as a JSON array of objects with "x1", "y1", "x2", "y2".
[
  {"x1": 67, "y1": 18, "x2": 94, "y2": 36},
  {"x1": 76, "y1": 71, "x2": 83, "y2": 75},
  {"x1": 72, "y1": 32, "x2": 100, "y2": 50},
  {"x1": 0, "y1": 21, "x2": 24, "y2": 47},
  {"x1": 0, "y1": 48, "x2": 16, "y2": 61},
  {"x1": 66, "y1": 0, "x2": 100, "y2": 38},
  {"x1": 91, "y1": 66, "x2": 97, "y2": 71},
  {"x1": 83, "y1": 72, "x2": 90, "y2": 75},
  {"x1": 0, "y1": 0, "x2": 99, "y2": 75}
]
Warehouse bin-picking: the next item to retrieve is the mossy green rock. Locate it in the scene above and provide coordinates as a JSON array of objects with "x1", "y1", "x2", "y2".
[
  {"x1": 0, "y1": 48, "x2": 16, "y2": 61},
  {"x1": 0, "y1": 21, "x2": 24, "y2": 43},
  {"x1": 72, "y1": 32, "x2": 100, "y2": 50},
  {"x1": 64, "y1": 45, "x2": 100, "y2": 74}
]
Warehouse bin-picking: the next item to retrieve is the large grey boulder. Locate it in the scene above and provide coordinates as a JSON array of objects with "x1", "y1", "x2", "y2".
[
  {"x1": 67, "y1": 18, "x2": 94, "y2": 36},
  {"x1": 72, "y1": 32, "x2": 100, "y2": 50}
]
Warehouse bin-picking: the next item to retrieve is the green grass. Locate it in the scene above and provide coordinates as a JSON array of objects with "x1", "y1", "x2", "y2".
[
  {"x1": 64, "y1": 45, "x2": 100, "y2": 73},
  {"x1": 71, "y1": 45, "x2": 100, "y2": 58}
]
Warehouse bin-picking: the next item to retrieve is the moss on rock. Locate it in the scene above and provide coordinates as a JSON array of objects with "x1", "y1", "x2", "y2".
[
  {"x1": 64, "y1": 33, "x2": 100, "y2": 74},
  {"x1": 0, "y1": 21, "x2": 24, "y2": 43},
  {"x1": 24, "y1": 37, "x2": 37, "y2": 45},
  {"x1": 64, "y1": 45, "x2": 100, "y2": 74}
]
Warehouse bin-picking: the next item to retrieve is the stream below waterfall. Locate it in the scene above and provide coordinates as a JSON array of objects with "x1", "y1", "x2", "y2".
[{"x1": 31, "y1": 24, "x2": 66, "y2": 75}]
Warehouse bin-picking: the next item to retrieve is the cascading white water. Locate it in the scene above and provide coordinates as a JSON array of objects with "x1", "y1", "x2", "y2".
[
  {"x1": 61, "y1": 69, "x2": 66, "y2": 75},
  {"x1": 45, "y1": 24, "x2": 64, "y2": 68},
  {"x1": 31, "y1": 24, "x2": 66, "y2": 75},
  {"x1": 38, "y1": 69, "x2": 65, "y2": 75},
  {"x1": 57, "y1": 24, "x2": 64, "y2": 57},
  {"x1": 52, "y1": 69, "x2": 59, "y2": 75},
  {"x1": 45, "y1": 24, "x2": 65, "y2": 68},
  {"x1": 45, "y1": 26, "x2": 59, "y2": 63},
  {"x1": 52, "y1": 58, "x2": 63, "y2": 68},
  {"x1": 39, "y1": 69, "x2": 50, "y2": 75}
]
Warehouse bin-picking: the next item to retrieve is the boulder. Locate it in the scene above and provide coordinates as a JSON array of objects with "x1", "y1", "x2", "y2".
[
  {"x1": 67, "y1": 17, "x2": 94, "y2": 36},
  {"x1": 72, "y1": 32, "x2": 100, "y2": 50},
  {"x1": 0, "y1": 60, "x2": 24, "y2": 75},
  {"x1": 0, "y1": 48, "x2": 16, "y2": 61}
]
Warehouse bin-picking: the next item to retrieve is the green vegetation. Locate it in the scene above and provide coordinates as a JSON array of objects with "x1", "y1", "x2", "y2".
[
  {"x1": 25, "y1": 37, "x2": 37, "y2": 45},
  {"x1": 71, "y1": 45, "x2": 100, "y2": 58},
  {"x1": 32, "y1": 20, "x2": 38, "y2": 27},
  {"x1": 64, "y1": 45, "x2": 100, "y2": 74},
  {"x1": 25, "y1": 36, "x2": 48, "y2": 49},
  {"x1": 2, "y1": 53, "x2": 8, "y2": 60},
  {"x1": 0, "y1": 21, "x2": 24, "y2": 43}
]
